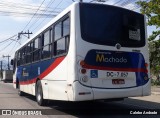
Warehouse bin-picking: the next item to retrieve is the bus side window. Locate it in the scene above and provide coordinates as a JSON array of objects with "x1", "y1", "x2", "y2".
[
  {"x1": 55, "y1": 22, "x2": 62, "y2": 41},
  {"x1": 33, "y1": 37, "x2": 41, "y2": 62},
  {"x1": 54, "y1": 16, "x2": 70, "y2": 56},
  {"x1": 17, "y1": 51, "x2": 20, "y2": 66},
  {"x1": 30, "y1": 42, "x2": 34, "y2": 62},
  {"x1": 26, "y1": 43, "x2": 30, "y2": 63},
  {"x1": 63, "y1": 17, "x2": 70, "y2": 52},
  {"x1": 63, "y1": 18, "x2": 70, "y2": 37},
  {"x1": 41, "y1": 30, "x2": 51, "y2": 59},
  {"x1": 56, "y1": 38, "x2": 66, "y2": 55},
  {"x1": 20, "y1": 49, "x2": 23, "y2": 65}
]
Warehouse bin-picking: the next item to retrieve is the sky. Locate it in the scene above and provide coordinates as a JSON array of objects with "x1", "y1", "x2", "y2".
[
  {"x1": 0, "y1": 0, "x2": 73, "y2": 67},
  {"x1": 0, "y1": 0, "x2": 157, "y2": 69}
]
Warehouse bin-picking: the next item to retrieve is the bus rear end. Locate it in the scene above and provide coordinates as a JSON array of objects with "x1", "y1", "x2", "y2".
[{"x1": 73, "y1": 3, "x2": 150, "y2": 101}]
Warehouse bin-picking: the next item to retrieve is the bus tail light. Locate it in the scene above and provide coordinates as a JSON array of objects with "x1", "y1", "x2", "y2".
[
  {"x1": 80, "y1": 68, "x2": 87, "y2": 74},
  {"x1": 145, "y1": 63, "x2": 148, "y2": 68},
  {"x1": 144, "y1": 63, "x2": 149, "y2": 80},
  {"x1": 79, "y1": 60, "x2": 85, "y2": 66},
  {"x1": 145, "y1": 63, "x2": 149, "y2": 73}
]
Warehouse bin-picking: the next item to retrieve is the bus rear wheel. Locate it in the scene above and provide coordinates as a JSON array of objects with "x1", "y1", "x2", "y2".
[{"x1": 36, "y1": 80, "x2": 47, "y2": 106}]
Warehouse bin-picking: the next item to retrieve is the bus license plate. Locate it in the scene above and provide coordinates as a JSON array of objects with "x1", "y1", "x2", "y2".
[
  {"x1": 106, "y1": 71, "x2": 128, "y2": 78},
  {"x1": 112, "y1": 79, "x2": 125, "y2": 84}
]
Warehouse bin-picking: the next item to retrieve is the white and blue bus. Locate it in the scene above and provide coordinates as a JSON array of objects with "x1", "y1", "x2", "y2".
[{"x1": 12, "y1": 2, "x2": 150, "y2": 106}]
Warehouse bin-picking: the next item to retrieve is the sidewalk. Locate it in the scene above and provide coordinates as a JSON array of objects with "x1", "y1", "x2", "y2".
[{"x1": 151, "y1": 86, "x2": 160, "y2": 95}]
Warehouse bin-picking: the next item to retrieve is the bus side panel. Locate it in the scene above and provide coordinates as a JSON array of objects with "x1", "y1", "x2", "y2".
[
  {"x1": 48, "y1": 81, "x2": 67, "y2": 100},
  {"x1": 13, "y1": 75, "x2": 16, "y2": 88},
  {"x1": 65, "y1": 4, "x2": 77, "y2": 101},
  {"x1": 28, "y1": 83, "x2": 36, "y2": 96},
  {"x1": 73, "y1": 81, "x2": 94, "y2": 101},
  {"x1": 27, "y1": 84, "x2": 33, "y2": 95},
  {"x1": 93, "y1": 87, "x2": 142, "y2": 100},
  {"x1": 13, "y1": 68, "x2": 17, "y2": 89},
  {"x1": 27, "y1": 64, "x2": 33, "y2": 95},
  {"x1": 47, "y1": 57, "x2": 68, "y2": 101},
  {"x1": 142, "y1": 79, "x2": 151, "y2": 96},
  {"x1": 142, "y1": 16, "x2": 151, "y2": 96},
  {"x1": 23, "y1": 85, "x2": 28, "y2": 93}
]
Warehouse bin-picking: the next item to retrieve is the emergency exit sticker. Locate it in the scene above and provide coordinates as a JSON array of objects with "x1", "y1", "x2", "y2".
[{"x1": 90, "y1": 70, "x2": 98, "y2": 78}]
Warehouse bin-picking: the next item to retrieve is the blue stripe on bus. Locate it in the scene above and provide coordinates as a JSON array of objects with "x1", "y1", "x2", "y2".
[
  {"x1": 83, "y1": 49, "x2": 149, "y2": 86},
  {"x1": 17, "y1": 56, "x2": 65, "y2": 85}
]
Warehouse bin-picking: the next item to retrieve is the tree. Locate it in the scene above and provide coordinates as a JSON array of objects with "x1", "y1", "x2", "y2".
[
  {"x1": 137, "y1": 0, "x2": 160, "y2": 41},
  {"x1": 137, "y1": 0, "x2": 160, "y2": 75}
]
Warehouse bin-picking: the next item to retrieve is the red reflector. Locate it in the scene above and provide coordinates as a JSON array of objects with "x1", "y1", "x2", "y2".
[
  {"x1": 145, "y1": 63, "x2": 148, "y2": 67},
  {"x1": 80, "y1": 60, "x2": 85, "y2": 66},
  {"x1": 79, "y1": 92, "x2": 85, "y2": 95},
  {"x1": 80, "y1": 68, "x2": 87, "y2": 74},
  {"x1": 79, "y1": 92, "x2": 91, "y2": 95}
]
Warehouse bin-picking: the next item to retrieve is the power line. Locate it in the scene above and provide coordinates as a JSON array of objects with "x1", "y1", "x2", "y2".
[
  {"x1": 22, "y1": 0, "x2": 47, "y2": 32},
  {"x1": 120, "y1": 0, "x2": 130, "y2": 6},
  {"x1": 0, "y1": 35, "x2": 17, "y2": 43},
  {"x1": 0, "y1": 3, "x2": 55, "y2": 13},
  {"x1": 31, "y1": 0, "x2": 64, "y2": 32},
  {"x1": 9, "y1": 38, "x2": 20, "y2": 56},
  {"x1": 0, "y1": 1, "x2": 61, "y2": 17},
  {"x1": 9, "y1": 42, "x2": 18, "y2": 56},
  {"x1": 0, "y1": 40, "x2": 14, "y2": 52},
  {"x1": 28, "y1": 0, "x2": 56, "y2": 30},
  {"x1": 106, "y1": 0, "x2": 140, "y2": 11},
  {"x1": 0, "y1": 11, "x2": 58, "y2": 17},
  {"x1": 0, "y1": 1, "x2": 56, "y2": 12},
  {"x1": 0, "y1": 38, "x2": 11, "y2": 45}
]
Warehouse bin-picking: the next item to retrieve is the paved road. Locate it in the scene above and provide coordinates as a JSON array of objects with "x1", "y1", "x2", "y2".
[{"x1": 0, "y1": 81, "x2": 160, "y2": 118}]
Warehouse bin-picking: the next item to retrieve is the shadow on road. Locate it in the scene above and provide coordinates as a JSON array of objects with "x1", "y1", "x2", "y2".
[{"x1": 22, "y1": 93, "x2": 160, "y2": 117}]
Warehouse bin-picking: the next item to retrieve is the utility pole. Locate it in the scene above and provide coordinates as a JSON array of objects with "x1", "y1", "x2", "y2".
[
  {"x1": 0, "y1": 61, "x2": 2, "y2": 71},
  {"x1": 18, "y1": 30, "x2": 32, "y2": 39},
  {"x1": 0, "y1": 61, "x2": 2, "y2": 79},
  {"x1": 3, "y1": 55, "x2": 11, "y2": 70}
]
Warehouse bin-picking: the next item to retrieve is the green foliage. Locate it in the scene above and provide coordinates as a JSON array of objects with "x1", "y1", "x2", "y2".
[
  {"x1": 149, "y1": 40, "x2": 160, "y2": 75},
  {"x1": 137, "y1": 0, "x2": 160, "y2": 41},
  {"x1": 151, "y1": 79, "x2": 160, "y2": 86},
  {"x1": 137, "y1": 0, "x2": 160, "y2": 75}
]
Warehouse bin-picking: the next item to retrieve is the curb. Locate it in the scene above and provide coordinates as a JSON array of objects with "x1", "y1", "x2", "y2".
[{"x1": 151, "y1": 92, "x2": 160, "y2": 95}]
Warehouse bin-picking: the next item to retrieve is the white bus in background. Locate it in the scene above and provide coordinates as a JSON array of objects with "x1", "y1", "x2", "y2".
[{"x1": 11, "y1": 2, "x2": 150, "y2": 106}]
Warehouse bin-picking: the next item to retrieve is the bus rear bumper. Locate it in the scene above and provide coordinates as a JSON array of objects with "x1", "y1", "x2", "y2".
[
  {"x1": 73, "y1": 81, "x2": 151, "y2": 101},
  {"x1": 93, "y1": 80, "x2": 151, "y2": 100},
  {"x1": 92, "y1": 86, "x2": 149, "y2": 100}
]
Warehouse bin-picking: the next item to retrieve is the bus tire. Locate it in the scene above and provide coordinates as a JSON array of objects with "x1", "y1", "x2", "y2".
[
  {"x1": 36, "y1": 80, "x2": 47, "y2": 106},
  {"x1": 18, "y1": 84, "x2": 25, "y2": 96}
]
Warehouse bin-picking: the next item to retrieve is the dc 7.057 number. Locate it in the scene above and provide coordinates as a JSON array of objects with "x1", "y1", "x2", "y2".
[{"x1": 106, "y1": 72, "x2": 128, "y2": 78}]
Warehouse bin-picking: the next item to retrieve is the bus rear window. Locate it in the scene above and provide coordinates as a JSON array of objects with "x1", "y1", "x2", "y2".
[{"x1": 80, "y1": 3, "x2": 145, "y2": 47}]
